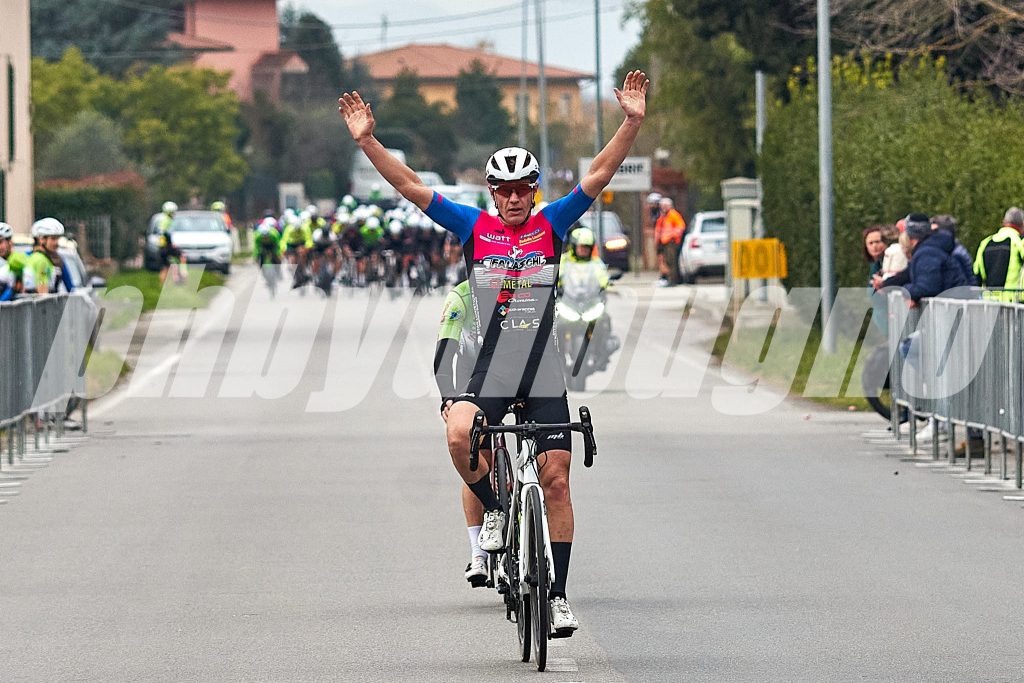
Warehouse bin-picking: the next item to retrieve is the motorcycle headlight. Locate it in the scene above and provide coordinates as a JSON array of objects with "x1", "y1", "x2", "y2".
[
  {"x1": 581, "y1": 302, "x2": 605, "y2": 322},
  {"x1": 557, "y1": 302, "x2": 581, "y2": 322}
]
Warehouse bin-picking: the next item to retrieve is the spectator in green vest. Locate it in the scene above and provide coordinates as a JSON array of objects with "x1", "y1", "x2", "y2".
[{"x1": 974, "y1": 207, "x2": 1024, "y2": 302}]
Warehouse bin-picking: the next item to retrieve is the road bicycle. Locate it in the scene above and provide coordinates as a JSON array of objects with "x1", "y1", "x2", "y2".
[{"x1": 469, "y1": 403, "x2": 596, "y2": 672}]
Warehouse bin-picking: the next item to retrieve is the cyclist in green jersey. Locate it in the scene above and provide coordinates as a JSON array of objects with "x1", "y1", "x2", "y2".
[
  {"x1": 252, "y1": 217, "x2": 282, "y2": 265},
  {"x1": 0, "y1": 222, "x2": 17, "y2": 300},
  {"x1": 24, "y1": 218, "x2": 64, "y2": 294},
  {"x1": 434, "y1": 281, "x2": 491, "y2": 586}
]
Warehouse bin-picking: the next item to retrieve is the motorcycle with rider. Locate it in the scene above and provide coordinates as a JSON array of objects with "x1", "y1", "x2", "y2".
[{"x1": 556, "y1": 227, "x2": 620, "y2": 391}]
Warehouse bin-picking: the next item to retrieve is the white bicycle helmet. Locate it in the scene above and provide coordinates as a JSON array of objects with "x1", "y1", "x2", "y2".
[
  {"x1": 485, "y1": 146, "x2": 540, "y2": 185},
  {"x1": 0, "y1": 222, "x2": 13, "y2": 240},
  {"x1": 162, "y1": 201, "x2": 178, "y2": 214},
  {"x1": 306, "y1": 204, "x2": 318, "y2": 217},
  {"x1": 31, "y1": 217, "x2": 65, "y2": 238},
  {"x1": 388, "y1": 220, "x2": 403, "y2": 236},
  {"x1": 365, "y1": 216, "x2": 381, "y2": 229}
]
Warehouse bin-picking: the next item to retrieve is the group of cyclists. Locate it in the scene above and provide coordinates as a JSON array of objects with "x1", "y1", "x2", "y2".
[
  {"x1": 0, "y1": 217, "x2": 78, "y2": 300},
  {"x1": 252, "y1": 196, "x2": 466, "y2": 293}
]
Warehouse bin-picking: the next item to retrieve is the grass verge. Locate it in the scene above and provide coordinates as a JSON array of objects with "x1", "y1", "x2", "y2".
[
  {"x1": 85, "y1": 348, "x2": 130, "y2": 399},
  {"x1": 104, "y1": 268, "x2": 226, "y2": 313},
  {"x1": 712, "y1": 320, "x2": 872, "y2": 412}
]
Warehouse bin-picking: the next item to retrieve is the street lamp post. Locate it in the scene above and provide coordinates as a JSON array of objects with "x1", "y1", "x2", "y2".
[
  {"x1": 818, "y1": 0, "x2": 836, "y2": 353},
  {"x1": 594, "y1": 0, "x2": 604, "y2": 246},
  {"x1": 518, "y1": 0, "x2": 528, "y2": 148},
  {"x1": 535, "y1": 0, "x2": 550, "y2": 201}
]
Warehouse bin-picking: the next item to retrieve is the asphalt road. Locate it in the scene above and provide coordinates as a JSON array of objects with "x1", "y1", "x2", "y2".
[{"x1": 2, "y1": 267, "x2": 1023, "y2": 682}]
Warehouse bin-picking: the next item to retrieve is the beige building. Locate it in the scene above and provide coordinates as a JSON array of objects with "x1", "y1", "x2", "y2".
[
  {"x1": 0, "y1": 0, "x2": 34, "y2": 233},
  {"x1": 354, "y1": 44, "x2": 592, "y2": 124}
]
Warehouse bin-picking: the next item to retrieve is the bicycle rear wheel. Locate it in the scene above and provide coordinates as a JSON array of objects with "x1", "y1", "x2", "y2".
[{"x1": 526, "y1": 486, "x2": 549, "y2": 671}]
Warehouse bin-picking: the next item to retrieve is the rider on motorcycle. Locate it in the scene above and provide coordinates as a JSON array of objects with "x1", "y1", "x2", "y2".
[
  {"x1": 559, "y1": 227, "x2": 609, "y2": 289},
  {"x1": 558, "y1": 227, "x2": 616, "y2": 375}
]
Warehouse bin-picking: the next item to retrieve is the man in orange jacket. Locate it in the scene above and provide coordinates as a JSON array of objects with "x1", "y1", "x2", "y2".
[{"x1": 654, "y1": 197, "x2": 685, "y2": 285}]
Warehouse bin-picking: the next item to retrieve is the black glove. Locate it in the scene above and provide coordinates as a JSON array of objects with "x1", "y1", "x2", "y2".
[{"x1": 440, "y1": 397, "x2": 455, "y2": 414}]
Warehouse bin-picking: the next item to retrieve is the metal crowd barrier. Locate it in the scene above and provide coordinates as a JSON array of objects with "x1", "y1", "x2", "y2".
[
  {"x1": 0, "y1": 293, "x2": 98, "y2": 467},
  {"x1": 887, "y1": 290, "x2": 1024, "y2": 485}
]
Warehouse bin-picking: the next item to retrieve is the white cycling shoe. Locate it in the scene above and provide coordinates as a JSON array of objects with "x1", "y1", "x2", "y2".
[
  {"x1": 464, "y1": 556, "x2": 488, "y2": 588},
  {"x1": 478, "y1": 510, "x2": 506, "y2": 552},
  {"x1": 549, "y1": 596, "x2": 579, "y2": 637}
]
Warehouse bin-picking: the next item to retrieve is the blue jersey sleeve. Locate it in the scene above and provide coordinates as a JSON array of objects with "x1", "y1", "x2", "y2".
[
  {"x1": 541, "y1": 184, "x2": 596, "y2": 240},
  {"x1": 425, "y1": 192, "x2": 481, "y2": 244}
]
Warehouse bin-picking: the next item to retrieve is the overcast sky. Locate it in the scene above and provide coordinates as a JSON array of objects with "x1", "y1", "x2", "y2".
[{"x1": 283, "y1": 0, "x2": 643, "y2": 99}]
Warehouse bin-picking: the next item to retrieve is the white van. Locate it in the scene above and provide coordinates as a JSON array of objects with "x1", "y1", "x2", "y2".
[{"x1": 350, "y1": 148, "x2": 406, "y2": 204}]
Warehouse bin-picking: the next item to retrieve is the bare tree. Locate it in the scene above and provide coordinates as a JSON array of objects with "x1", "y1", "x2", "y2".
[{"x1": 795, "y1": 0, "x2": 1024, "y2": 93}]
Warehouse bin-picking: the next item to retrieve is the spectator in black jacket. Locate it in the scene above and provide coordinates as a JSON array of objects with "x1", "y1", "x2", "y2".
[{"x1": 903, "y1": 213, "x2": 970, "y2": 305}]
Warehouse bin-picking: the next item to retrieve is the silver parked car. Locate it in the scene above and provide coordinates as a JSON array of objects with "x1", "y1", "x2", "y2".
[
  {"x1": 144, "y1": 210, "x2": 232, "y2": 274},
  {"x1": 678, "y1": 210, "x2": 726, "y2": 283}
]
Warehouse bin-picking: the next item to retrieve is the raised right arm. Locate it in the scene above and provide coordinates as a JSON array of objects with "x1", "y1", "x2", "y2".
[{"x1": 339, "y1": 91, "x2": 433, "y2": 211}]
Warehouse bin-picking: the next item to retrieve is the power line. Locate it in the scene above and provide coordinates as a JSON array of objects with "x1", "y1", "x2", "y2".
[
  {"x1": 80, "y1": 3, "x2": 624, "y2": 62},
  {"x1": 92, "y1": 0, "x2": 524, "y2": 30}
]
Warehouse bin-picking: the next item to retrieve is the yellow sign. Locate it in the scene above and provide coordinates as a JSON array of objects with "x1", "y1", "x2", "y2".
[{"x1": 731, "y1": 238, "x2": 788, "y2": 279}]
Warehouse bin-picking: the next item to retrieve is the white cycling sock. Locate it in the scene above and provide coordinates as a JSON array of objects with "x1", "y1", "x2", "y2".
[{"x1": 468, "y1": 525, "x2": 485, "y2": 561}]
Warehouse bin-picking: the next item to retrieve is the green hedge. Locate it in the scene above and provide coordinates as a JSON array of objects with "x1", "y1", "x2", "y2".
[
  {"x1": 762, "y1": 56, "x2": 1024, "y2": 292},
  {"x1": 35, "y1": 173, "x2": 148, "y2": 262}
]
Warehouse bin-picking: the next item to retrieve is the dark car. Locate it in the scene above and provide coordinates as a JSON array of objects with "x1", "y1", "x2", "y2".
[{"x1": 572, "y1": 210, "x2": 631, "y2": 272}]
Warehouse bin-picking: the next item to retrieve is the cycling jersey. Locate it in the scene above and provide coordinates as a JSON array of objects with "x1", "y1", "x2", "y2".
[
  {"x1": 280, "y1": 224, "x2": 313, "y2": 251},
  {"x1": 0, "y1": 256, "x2": 15, "y2": 301},
  {"x1": 359, "y1": 224, "x2": 385, "y2": 249},
  {"x1": 23, "y1": 249, "x2": 56, "y2": 293},
  {"x1": 426, "y1": 184, "x2": 595, "y2": 397},
  {"x1": 438, "y1": 280, "x2": 479, "y2": 359},
  {"x1": 253, "y1": 229, "x2": 282, "y2": 263}
]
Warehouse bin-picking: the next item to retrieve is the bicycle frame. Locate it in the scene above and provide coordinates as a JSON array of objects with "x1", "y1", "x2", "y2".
[
  {"x1": 511, "y1": 441, "x2": 556, "y2": 593},
  {"x1": 469, "y1": 405, "x2": 597, "y2": 598}
]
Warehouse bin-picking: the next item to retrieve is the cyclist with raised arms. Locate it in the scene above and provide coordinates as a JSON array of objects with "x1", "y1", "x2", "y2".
[{"x1": 339, "y1": 69, "x2": 648, "y2": 635}]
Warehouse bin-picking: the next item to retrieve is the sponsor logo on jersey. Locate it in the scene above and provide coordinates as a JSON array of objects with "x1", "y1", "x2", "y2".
[
  {"x1": 488, "y1": 277, "x2": 534, "y2": 289},
  {"x1": 480, "y1": 232, "x2": 512, "y2": 245},
  {"x1": 481, "y1": 250, "x2": 546, "y2": 272},
  {"x1": 497, "y1": 290, "x2": 514, "y2": 304},
  {"x1": 497, "y1": 304, "x2": 510, "y2": 317},
  {"x1": 500, "y1": 318, "x2": 541, "y2": 330},
  {"x1": 520, "y1": 231, "x2": 545, "y2": 246}
]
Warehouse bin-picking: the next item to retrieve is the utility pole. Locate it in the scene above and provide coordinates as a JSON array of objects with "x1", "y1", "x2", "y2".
[
  {"x1": 594, "y1": 0, "x2": 604, "y2": 246},
  {"x1": 518, "y1": 0, "x2": 528, "y2": 147},
  {"x1": 380, "y1": 14, "x2": 388, "y2": 48},
  {"x1": 817, "y1": 0, "x2": 836, "y2": 353},
  {"x1": 535, "y1": 0, "x2": 550, "y2": 201}
]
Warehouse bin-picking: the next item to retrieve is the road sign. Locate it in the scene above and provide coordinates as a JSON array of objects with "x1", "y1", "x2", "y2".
[
  {"x1": 577, "y1": 156, "x2": 651, "y2": 192},
  {"x1": 731, "y1": 238, "x2": 788, "y2": 279}
]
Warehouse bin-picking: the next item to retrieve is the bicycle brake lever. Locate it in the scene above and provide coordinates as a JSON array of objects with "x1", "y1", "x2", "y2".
[
  {"x1": 579, "y1": 406, "x2": 596, "y2": 467},
  {"x1": 469, "y1": 410, "x2": 486, "y2": 471}
]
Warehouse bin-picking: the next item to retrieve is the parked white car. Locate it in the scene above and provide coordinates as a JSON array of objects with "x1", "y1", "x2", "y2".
[
  {"x1": 679, "y1": 210, "x2": 727, "y2": 283},
  {"x1": 144, "y1": 210, "x2": 232, "y2": 274}
]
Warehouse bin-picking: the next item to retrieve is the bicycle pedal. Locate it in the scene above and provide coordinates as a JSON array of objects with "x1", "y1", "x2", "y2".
[{"x1": 549, "y1": 628, "x2": 575, "y2": 639}]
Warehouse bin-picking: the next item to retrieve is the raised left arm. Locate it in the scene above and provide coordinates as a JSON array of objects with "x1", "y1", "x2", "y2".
[{"x1": 580, "y1": 70, "x2": 649, "y2": 198}]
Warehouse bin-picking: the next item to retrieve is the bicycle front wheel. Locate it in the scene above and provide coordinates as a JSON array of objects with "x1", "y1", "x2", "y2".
[{"x1": 526, "y1": 486, "x2": 549, "y2": 671}]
